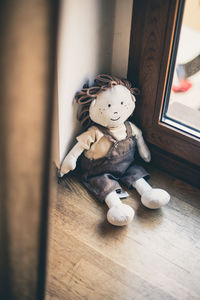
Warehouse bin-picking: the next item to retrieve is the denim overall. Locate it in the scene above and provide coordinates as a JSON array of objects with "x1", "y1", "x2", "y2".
[{"x1": 79, "y1": 121, "x2": 148, "y2": 202}]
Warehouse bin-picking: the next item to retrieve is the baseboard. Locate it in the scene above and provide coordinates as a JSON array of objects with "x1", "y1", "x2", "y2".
[{"x1": 150, "y1": 144, "x2": 200, "y2": 188}]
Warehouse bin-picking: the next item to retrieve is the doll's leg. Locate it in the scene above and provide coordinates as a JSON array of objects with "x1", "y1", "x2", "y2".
[
  {"x1": 133, "y1": 178, "x2": 170, "y2": 209},
  {"x1": 82, "y1": 174, "x2": 134, "y2": 226},
  {"x1": 105, "y1": 191, "x2": 135, "y2": 226}
]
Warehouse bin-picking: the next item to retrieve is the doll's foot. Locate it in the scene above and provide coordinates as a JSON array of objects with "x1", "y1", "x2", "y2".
[
  {"x1": 141, "y1": 188, "x2": 170, "y2": 209},
  {"x1": 107, "y1": 203, "x2": 135, "y2": 226}
]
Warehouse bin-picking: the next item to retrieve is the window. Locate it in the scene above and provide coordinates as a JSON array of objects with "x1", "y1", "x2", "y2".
[{"x1": 128, "y1": 0, "x2": 200, "y2": 186}]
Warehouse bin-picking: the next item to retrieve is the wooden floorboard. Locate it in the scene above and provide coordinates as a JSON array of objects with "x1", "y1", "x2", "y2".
[{"x1": 45, "y1": 166, "x2": 200, "y2": 300}]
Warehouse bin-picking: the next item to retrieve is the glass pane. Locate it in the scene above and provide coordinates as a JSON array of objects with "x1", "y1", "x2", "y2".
[{"x1": 162, "y1": 0, "x2": 200, "y2": 138}]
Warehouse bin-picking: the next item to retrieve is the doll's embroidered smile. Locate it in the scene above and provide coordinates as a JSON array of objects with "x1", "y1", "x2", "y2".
[{"x1": 111, "y1": 116, "x2": 120, "y2": 121}]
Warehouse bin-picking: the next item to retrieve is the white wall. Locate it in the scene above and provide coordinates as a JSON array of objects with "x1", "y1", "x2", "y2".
[
  {"x1": 111, "y1": 0, "x2": 133, "y2": 77},
  {"x1": 57, "y1": 0, "x2": 133, "y2": 163}
]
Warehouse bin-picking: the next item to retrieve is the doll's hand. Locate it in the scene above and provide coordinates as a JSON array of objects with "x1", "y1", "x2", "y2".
[
  {"x1": 137, "y1": 136, "x2": 151, "y2": 162},
  {"x1": 59, "y1": 142, "x2": 85, "y2": 177},
  {"x1": 60, "y1": 155, "x2": 77, "y2": 176},
  {"x1": 139, "y1": 144, "x2": 151, "y2": 162}
]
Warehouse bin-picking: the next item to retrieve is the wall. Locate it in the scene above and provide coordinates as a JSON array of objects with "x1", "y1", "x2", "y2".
[
  {"x1": 57, "y1": 0, "x2": 133, "y2": 162},
  {"x1": 183, "y1": 0, "x2": 200, "y2": 31},
  {"x1": 111, "y1": 0, "x2": 133, "y2": 77}
]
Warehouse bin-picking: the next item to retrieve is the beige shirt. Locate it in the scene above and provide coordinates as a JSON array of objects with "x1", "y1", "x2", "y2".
[{"x1": 76, "y1": 122, "x2": 142, "y2": 160}]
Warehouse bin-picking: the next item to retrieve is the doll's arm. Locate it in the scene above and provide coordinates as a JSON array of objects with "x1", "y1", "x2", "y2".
[
  {"x1": 136, "y1": 134, "x2": 151, "y2": 162},
  {"x1": 59, "y1": 126, "x2": 98, "y2": 177},
  {"x1": 60, "y1": 142, "x2": 85, "y2": 176},
  {"x1": 130, "y1": 122, "x2": 151, "y2": 162}
]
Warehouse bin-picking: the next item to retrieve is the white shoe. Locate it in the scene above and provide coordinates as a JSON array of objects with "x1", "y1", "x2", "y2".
[
  {"x1": 141, "y1": 188, "x2": 170, "y2": 209},
  {"x1": 107, "y1": 203, "x2": 135, "y2": 226}
]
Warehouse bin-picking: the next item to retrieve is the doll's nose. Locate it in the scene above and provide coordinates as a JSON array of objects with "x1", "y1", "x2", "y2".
[{"x1": 114, "y1": 112, "x2": 118, "y2": 114}]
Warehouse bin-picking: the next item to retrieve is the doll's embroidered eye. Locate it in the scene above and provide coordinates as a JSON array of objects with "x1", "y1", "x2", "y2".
[
  {"x1": 108, "y1": 104, "x2": 111, "y2": 107},
  {"x1": 121, "y1": 101, "x2": 124, "y2": 105}
]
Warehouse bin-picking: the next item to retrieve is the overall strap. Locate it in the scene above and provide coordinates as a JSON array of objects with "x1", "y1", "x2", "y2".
[
  {"x1": 95, "y1": 124, "x2": 117, "y2": 143},
  {"x1": 125, "y1": 121, "x2": 132, "y2": 138}
]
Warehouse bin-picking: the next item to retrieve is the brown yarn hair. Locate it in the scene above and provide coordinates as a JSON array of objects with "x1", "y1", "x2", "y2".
[{"x1": 75, "y1": 74, "x2": 140, "y2": 128}]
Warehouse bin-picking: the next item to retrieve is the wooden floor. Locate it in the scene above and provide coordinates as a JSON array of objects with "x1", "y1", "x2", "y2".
[{"x1": 45, "y1": 166, "x2": 200, "y2": 300}]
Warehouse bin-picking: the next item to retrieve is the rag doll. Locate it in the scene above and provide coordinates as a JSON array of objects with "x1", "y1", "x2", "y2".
[{"x1": 60, "y1": 74, "x2": 170, "y2": 226}]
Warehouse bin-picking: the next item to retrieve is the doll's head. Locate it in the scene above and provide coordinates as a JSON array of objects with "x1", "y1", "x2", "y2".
[
  {"x1": 89, "y1": 85, "x2": 136, "y2": 128},
  {"x1": 76, "y1": 74, "x2": 139, "y2": 128}
]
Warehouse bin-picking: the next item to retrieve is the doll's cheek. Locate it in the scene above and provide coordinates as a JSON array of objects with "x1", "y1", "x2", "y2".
[{"x1": 130, "y1": 103, "x2": 135, "y2": 113}]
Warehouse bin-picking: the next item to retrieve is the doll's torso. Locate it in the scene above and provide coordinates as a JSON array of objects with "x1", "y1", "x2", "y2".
[
  {"x1": 76, "y1": 121, "x2": 141, "y2": 160},
  {"x1": 79, "y1": 121, "x2": 139, "y2": 180}
]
